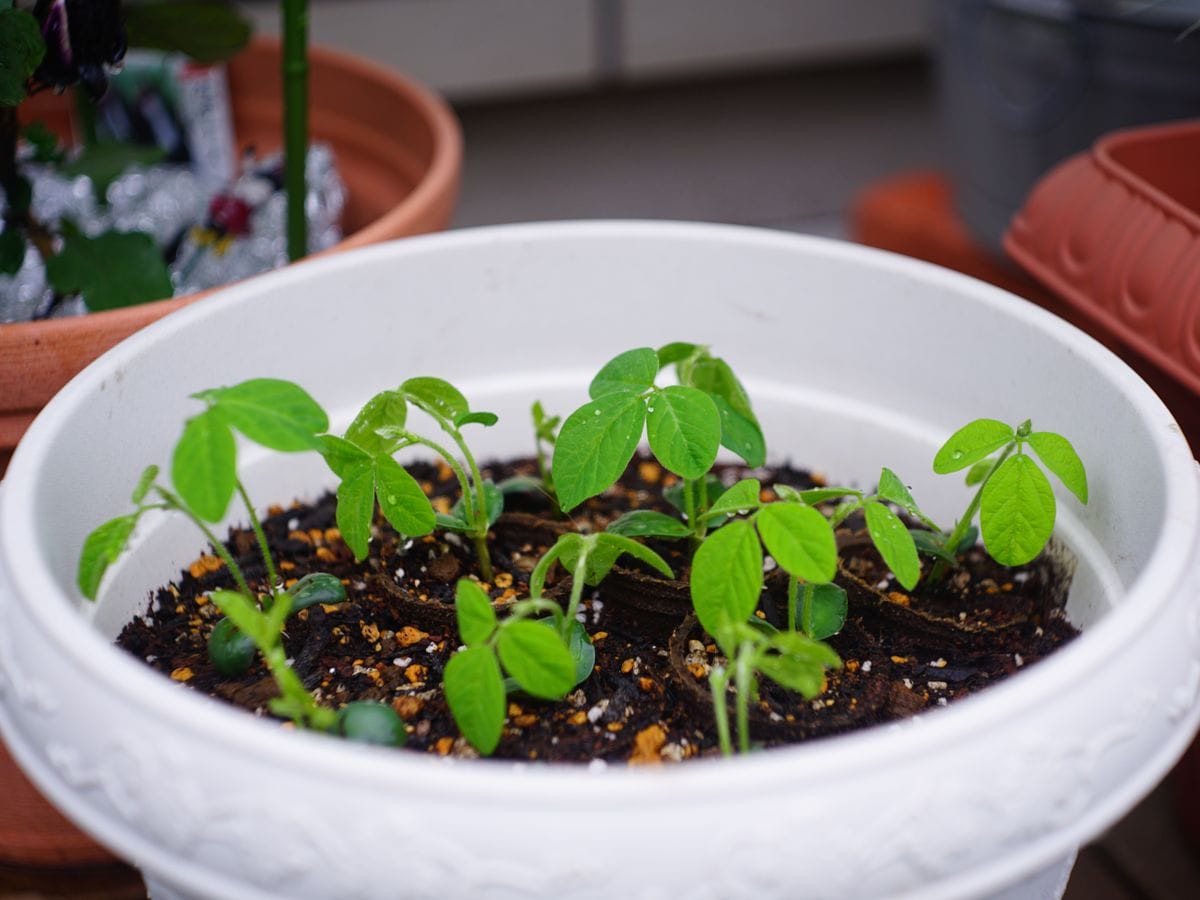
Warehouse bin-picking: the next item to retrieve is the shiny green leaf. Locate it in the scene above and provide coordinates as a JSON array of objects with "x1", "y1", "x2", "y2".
[
  {"x1": 645, "y1": 385, "x2": 720, "y2": 479},
  {"x1": 197, "y1": 379, "x2": 327, "y2": 452},
  {"x1": 606, "y1": 509, "x2": 691, "y2": 539},
  {"x1": 375, "y1": 454, "x2": 436, "y2": 537},
  {"x1": 552, "y1": 392, "x2": 646, "y2": 512},
  {"x1": 756, "y1": 503, "x2": 837, "y2": 584},
  {"x1": 691, "y1": 519, "x2": 763, "y2": 638},
  {"x1": 1027, "y1": 431, "x2": 1088, "y2": 504},
  {"x1": 864, "y1": 501, "x2": 921, "y2": 590},
  {"x1": 498, "y1": 621, "x2": 576, "y2": 699},
  {"x1": 980, "y1": 454, "x2": 1056, "y2": 566},
  {"x1": 933, "y1": 419, "x2": 1015, "y2": 474},
  {"x1": 77, "y1": 514, "x2": 138, "y2": 599},
  {"x1": 588, "y1": 347, "x2": 659, "y2": 398},
  {"x1": 455, "y1": 578, "x2": 497, "y2": 646},
  {"x1": 401, "y1": 377, "x2": 469, "y2": 421},
  {"x1": 172, "y1": 408, "x2": 236, "y2": 522},
  {"x1": 345, "y1": 390, "x2": 407, "y2": 456},
  {"x1": 444, "y1": 646, "x2": 506, "y2": 755}
]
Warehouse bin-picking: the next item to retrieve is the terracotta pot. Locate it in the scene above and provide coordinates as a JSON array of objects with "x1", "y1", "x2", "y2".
[
  {"x1": 1004, "y1": 119, "x2": 1200, "y2": 447},
  {"x1": 0, "y1": 35, "x2": 463, "y2": 475},
  {"x1": 0, "y1": 35, "x2": 460, "y2": 871}
]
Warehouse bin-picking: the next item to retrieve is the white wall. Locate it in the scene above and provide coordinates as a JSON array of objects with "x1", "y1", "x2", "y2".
[{"x1": 247, "y1": 0, "x2": 931, "y2": 102}]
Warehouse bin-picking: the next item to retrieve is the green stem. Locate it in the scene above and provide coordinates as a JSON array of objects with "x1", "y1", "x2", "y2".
[
  {"x1": 281, "y1": 0, "x2": 309, "y2": 262},
  {"x1": 787, "y1": 574, "x2": 798, "y2": 632},
  {"x1": 684, "y1": 477, "x2": 703, "y2": 552},
  {"x1": 710, "y1": 666, "x2": 733, "y2": 757},
  {"x1": 263, "y1": 642, "x2": 334, "y2": 730},
  {"x1": 801, "y1": 581, "x2": 815, "y2": 638},
  {"x1": 561, "y1": 541, "x2": 592, "y2": 641},
  {"x1": 157, "y1": 487, "x2": 255, "y2": 599},
  {"x1": 237, "y1": 480, "x2": 278, "y2": 595},
  {"x1": 932, "y1": 443, "x2": 1017, "y2": 581},
  {"x1": 734, "y1": 641, "x2": 754, "y2": 754}
]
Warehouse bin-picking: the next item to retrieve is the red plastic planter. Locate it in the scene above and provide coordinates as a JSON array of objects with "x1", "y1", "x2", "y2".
[{"x1": 1004, "y1": 120, "x2": 1200, "y2": 444}]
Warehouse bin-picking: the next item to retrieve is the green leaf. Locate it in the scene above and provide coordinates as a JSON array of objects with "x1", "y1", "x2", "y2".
[
  {"x1": 208, "y1": 590, "x2": 271, "y2": 647},
  {"x1": 595, "y1": 532, "x2": 674, "y2": 580},
  {"x1": 124, "y1": 1, "x2": 252, "y2": 63},
  {"x1": 455, "y1": 410, "x2": 499, "y2": 428},
  {"x1": 335, "y1": 701, "x2": 407, "y2": 747},
  {"x1": 1027, "y1": 431, "x2": 1088, "y2": 504},
  {"x1": 197, "y1": 379, "x2": 328, "y2": 452},
  {"x1": 287, "y1": 573, "x2": 347, "y2": 612},
  {"x1": 447, "y1": 480, "x2": 504, "y2": 531},
  {"x1": 588, "y1": 347, "x2": 659, "y2": 398},
  {"x1": 552, "y1": 392, "x2": 647, "y2": 512},
  {"x1": 690, "y1": 519, "x2": 764, "y2": 638},
  {"x1": 207, "y1": 617, "x2": 256, "y2": 676},
  {"x1": 704, "y1": 478, "x2": 762, "y2": 520},
  {"x1": 758, "y1": 631, "x2": 841, "y2": 697},
  {"x1": 562, "y1": 618, "x2": 595, "y2": 686},
  {"x1": 455, "y1": 578, "x2": 497, "y2": 646},
  {"x1": 537, "y1": 616, "x2": 595, "y2": 687},
  {"x1": 876, "y1": 468, "x2": 920, "y2": 518},
  {"x1": 0, "y1": 228, "x2": 26, "y2": 275},
  {"x1": 910, "y1": 529, "x2": 959, "y2": 565},
  {"x1": 497, "y1": 621, "x2": 577, "y2": 699},
  {"x1": 532, "y1": 401, "x2": 560, "y2": 443},
  {"x1": 645, "y1": 385, "x2": 721, "y2": 479},
  {"x1": 664, "y1": 473, "x2": 723, "y2": 514},
  {"x1": 864, "y1": 501, "x2": 921, "y2": 590},
  {"x1": 711, "y1": 394, "x2": 766, "y2": 468},
  {"x1": 933, "y1": 419, "x2": 1015, "y2": 474},
  {"x1": 443, "y1": 646, "x2": 506, "y2": 755},
  {"x1": 401, "y1": 377, "x2": 469, "y2": 422},
  {"x1": 46, "y1": 229, "x2": 173, "y2": 311},
  {"x1": 687, "y1": 356, "x2": 758, "y2": 424},
  {"x1": 657, "y1": 342, "x2": 700, "y2": 367},
  {"x1": 496, "y1": 474, "x2": 546, "y2": 496},
  {"x1": 77, "y1": 514, "x2": 138, "y2": 599},
  {"x1": 335, "y1": 461, "x2": 376, "y2": 560},
  {"x1": 0, "y1": 8, "x2": 43, "y2": 106},
  {"x1": 436, "y1": 511, "x2": 470, "y2": 532},
  {"x1": 965, "y1": 458, "x2": 994, "y2": 487},
  {"x1": 805, "y1": 583, "x2": 848, "y2": 641},
  {"x1": 980, "y1": 454, "x2": 1056, "y2": 567},
  {"x1": 319, "y1": 434, "x2": 371, "y2": 479},
  {"x1": 345, "y1": 390, "x2": 407, "y2": 456},
  {"x1": 375, "y1": 454, "x2": 436, "y2": 537},
  {"x1": 130, "y1": 465, "x2": 160, "y2": 505},
  {"x1": 172, "y1": 408, "x2": 236, "y2": 522},
  {"x1": 606, "y1": 509, "x2": 691, "y2": 540},
  {"x1": 63, "y1": 143, "x2": 168, "y2": 200},
  {"x1": 794, "y1": 486, "x2": 859, "y2": 506},
  {"x1": 756, "y1": 503, "x2": 837, "y2": 584}
]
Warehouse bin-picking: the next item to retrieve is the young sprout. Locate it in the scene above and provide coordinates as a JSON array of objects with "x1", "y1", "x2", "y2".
[
  {"x1": 552, "y1": 344, "x2": 765, "y2": 546},
  {"x1": 778, "y1": 467, "x2": 941, "y2": 592},
  {"x1": 444, "y1": 531, "x2": 673, "y2": 755},
  {"x1": 531, "y1": 400, "x2": 560, "y2": 502},
  {"x1": 323, "y1": 377, "x2": 501, "y2": 581},
  {"x1": 933, "y1": 418, "x2": 1088, "y2": 568},
  {"x1": 77, "y1": 379, "x2": 404, "y2": 745},
  {"x1": 708, "y1": 620, "x2": 841, "y2": 756},
  {"x1": 688, "y1": 480, "x2": 847, "y2": 641}
]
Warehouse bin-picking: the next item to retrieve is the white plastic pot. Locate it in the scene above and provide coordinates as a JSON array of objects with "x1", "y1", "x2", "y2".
[{"x1": 1, "y1": 222, "x2": 1197, "y2": 900}]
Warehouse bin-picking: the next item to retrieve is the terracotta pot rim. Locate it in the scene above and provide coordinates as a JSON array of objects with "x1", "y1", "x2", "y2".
[
  {"x1": 1093, "y1": 118, "x2": 1200, "y2": 235},
  {"x1": 0, "y1": 36, "x2": 462, "y2": 335}
]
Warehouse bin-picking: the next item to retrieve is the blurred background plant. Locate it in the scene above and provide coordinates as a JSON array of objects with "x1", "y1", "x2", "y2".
[{"x1": 0, "y1": 0, "x2": 325, "y2": 318}]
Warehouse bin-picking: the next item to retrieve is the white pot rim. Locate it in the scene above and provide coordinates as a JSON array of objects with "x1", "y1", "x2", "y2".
[{"x1": 3, "y1": 220, "x2": 1197, "y2": 804}]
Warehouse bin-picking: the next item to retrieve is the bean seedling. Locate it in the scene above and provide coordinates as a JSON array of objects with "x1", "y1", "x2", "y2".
[
  {"x1": 322, "y1": 377, "x2": 502, "y2": 580},
  {"x1": 933, "y1": 418, "x2": 1088, "y2": 568},
  {"x1": 552, "y1": 344, "x2": 764, "y2": 546},
  {"x1": 77, "y1": 379, "x2": 405, "y2": 745},
  {"x1": 444, "y1": 531, "x2": 673, "y2": 755}
]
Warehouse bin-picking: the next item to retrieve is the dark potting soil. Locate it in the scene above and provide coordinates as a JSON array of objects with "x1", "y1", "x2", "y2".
[{"x1": 116, "y1": 456, "x2": 1078, "y2": 764}]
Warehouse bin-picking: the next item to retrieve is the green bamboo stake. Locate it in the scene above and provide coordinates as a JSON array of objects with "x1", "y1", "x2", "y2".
[{"x1": 281, "y1": 0, "x2": 309, "y2": 262}]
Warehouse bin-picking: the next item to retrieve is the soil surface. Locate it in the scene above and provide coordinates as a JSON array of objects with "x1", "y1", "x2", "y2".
[{"x1": 116, "y1": 456, "x2": 1078, "y2": 763}]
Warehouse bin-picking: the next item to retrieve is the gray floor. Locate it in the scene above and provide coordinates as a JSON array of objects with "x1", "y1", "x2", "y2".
[
  {"x1": 452, "y1": 58, "x2": 940, "y2": 237},
  {"x1": 451, "y1": 56, "x2": 1200, "y2": 900}
]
